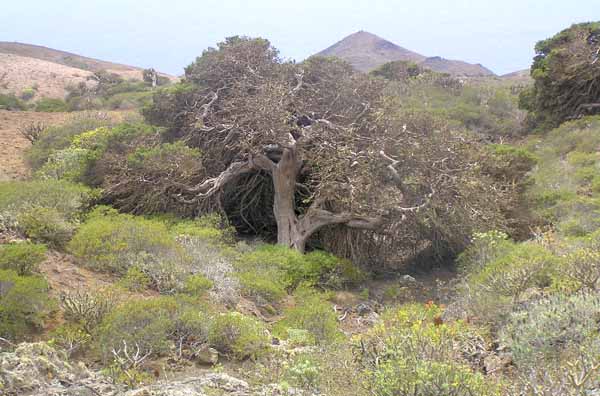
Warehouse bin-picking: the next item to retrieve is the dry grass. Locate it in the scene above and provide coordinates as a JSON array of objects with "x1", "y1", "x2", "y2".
[
  {"x1": 0, "y1": 53, "x2": 94, "y2": 99},
  {"x1": 0, "y1": 110, "x2": 69, "y2": 180}
]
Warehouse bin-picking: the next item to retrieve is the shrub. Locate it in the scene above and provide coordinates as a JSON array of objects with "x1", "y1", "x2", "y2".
[
  {"x1": 0, "y1": 270, "x2": 53, "y2": 339},
  {"x1": 117, "y1": 266, "x2": 151, "y2": 292},
  {"x1": 0, "y1": 93, "x2": 26, "y2": 110},
  {"x1": 49, "y1": 323, "x2": 91, "y2": 356},
  {"x1": 26, "y1": 112, "x2": 114, "y2": 170},
  {"x1": 275, "y1": 288, "x2": 340, "y2": 344},
  {"x1": 60, "y1": 288, "x2": 120, "y2": 332},
  {"x1": 96, "y1": 296, "x2": 177, "y2": 362},
  {"x1": 514, "y1": 337, "x2": 600, "y2": 396},
  {"x1": 0, "y1": 242, "x2": 47, "y2": 275},
  {"x1": 182, "y1": 274, "x2": 213, "y2": 296},
  {"x1": 36, "y1": 147, "x2": 96, "y2": 183},
  {"x1": 0, "y1": 180, "x2": 95, "y2": 245},
  {"x1": 177, "y1": 235, "x2": 240, "y2": 305},
  {"x1": 236, "y1": 245, "x2": 364, "y2": 304},
  {"x1": 208, "y1": 312, "x2": 269, "y2": 360},
  {"x1": 20, "y1": 88, "x2": 36, "y2": 101},
  {"x1": 500, "y1": 292, "x2": 600, "y2": 367},
  {"x1": 68, "y1": 208, "x2": 190, "y2": 292},
  {"x1": 356, "y1": 303, "x2": 498, "y2": 396},
  {"x1": 0, "y1": 180, "x2": 95, "y2": 224},
  {"x1": 17, "y1": 207, "x2": 75, "y2": 248},
  {"x1": 284, "y1": 357, "x2": 321, "y2": 391},
  {"x1": 368, "y1": 359, "x2": 501, "y2": 396},
  {"x1": 456, "y1": 230, "x2": 511, "y2": 275},
  {"x1": 555, "y1": 231, "x2": 600, "y2": 291},
  {"x1": 460, "y1": 242, "x2": 556, "y2": 325},
  {"x1": 34, "y1": 97, "x2": 68, "y2": 112}
]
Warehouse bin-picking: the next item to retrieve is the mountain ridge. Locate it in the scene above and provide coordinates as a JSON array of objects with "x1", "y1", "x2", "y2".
[{"x1": 315, "y1": 31, "x2": 496, "y2": 77}]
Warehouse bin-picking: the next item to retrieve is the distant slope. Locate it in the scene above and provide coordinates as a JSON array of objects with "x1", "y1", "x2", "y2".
[
  {"x1": 315, "y1": 31, "x2": 496, "y2": 77},
  {"x1": 420, "y1": 56, "x2": 494, "y2": 77},
  {"x1": 0, "y1": 42, "x2": 175, "y2": 100},
  {"x1": 501, "y1": 69, "x2": 532, "y2": 83},
  {"x1": 0, "y1": 53, "x2": 94, "y2": 99},
  {"x1": 316, "y1": 31, "x2": 426, "y2": 72},
  {"x1": 0, "y1": 42, "x2": 149, "y2": 79}
]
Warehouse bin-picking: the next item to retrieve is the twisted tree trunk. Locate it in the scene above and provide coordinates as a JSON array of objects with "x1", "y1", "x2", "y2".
[{"x1": 272, "y1": 147, "x2": 307, "y2": 250}]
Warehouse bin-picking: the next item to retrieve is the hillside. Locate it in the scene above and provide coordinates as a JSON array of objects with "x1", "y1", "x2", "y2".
[
  {"x1": 501, "y1": 68, "x2": 532, "y2": 83},
  {"x1": 316, "y1": 31, "x2": 426, "y2": 72},
  {"x1": 420, "y1": 56, "x2": 494, "y2": 77},
  {"x1": 0, "y1": 42, "x2": 174, "y2": 100},
  {"x1": 316, "y1": 31, "x2": 496, "y2": 77}
]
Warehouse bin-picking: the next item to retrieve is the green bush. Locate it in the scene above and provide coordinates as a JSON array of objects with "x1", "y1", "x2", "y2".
[
  {"x1": 34, "y1": 97, "x2": 68, "y2": 112},
  {"x1": 17, "y1": 207, "x2": 75, "y2": 248},
  {"x1": 236, "y1": 245, "x2": 364, "y2": 304},
  {"x1": 0, "y1": 242, "x2": 47, "y2": 275},
  {"x1": 208, "y1": 312, "x2": 269, "y2": 360},
  {"x1": 275, "y1": 288, "x2": 340, "y2": 344},
  {"x1": 0, "y1": 93, "x2": 26, "y2": 110},
  {"x1": 60, "y1": 288, "x2": 120, "y2": 333},
  {"x1": 20, "y1": 88, "x2": 36, "y2": 101},
  {"x1": 357, "y1": 303, "x2": 499, "y2": 396},
  {"x1": 0, "y1": 180, "x2": 96, "y2": 239},
  {"x1": 369, "y1": 359, "x2": 501, "y2": 396},
  {"x1": 36, "y1": 147, "x2": 97, "y2": 183},
  {"x1": 500, "y1": 292, "x2": 600, "y2": 367},
  {"x1": 460, "y1": 242, "x2": 556, "y2": 325},
  {"x1": 456, "y1": 230, "x2": 511, "y2": 275},
  {"x1": 26, "y1": 112, "x2": 114, "y2": 170},
  {"x1": 97, "y1": 296, "x2": 177, "y2": 361},
  {"x1": 117, "y1": 266, "x2": 151, "y2": 292},
  {"x1": 68, "y1": 207, "x2": 190, "y2": 293},
  {"x1": 182, "y1": 274, "x2": 213, "y2": 296},
  {"x1": 49, "y1": 323, "x2": 91, "y2": 356},
  {"x1": 0, "y1": 269, "x2": 53, "y2": 339}
]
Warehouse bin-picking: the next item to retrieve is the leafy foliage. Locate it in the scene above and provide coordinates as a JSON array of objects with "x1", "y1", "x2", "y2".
[
  {"x1": 275, "y1": 288, "x2": 340, "y2": 343},
  {"x1": 0, "y1": 270, "x2": 53, "y2": 339},
  {"x1": 501, "y1": 292, "x2": 600, "y2": 367},
  {"x1": 208, "y1": 312, "x2": 269, "y2": 360},
  {"x1": 0, "y1": 179, "x2": 97, "y2": 242},
  {"x1": 356, "y1": 303, "x2": 499, "y2": 396},
  {"x1": 520, "y1": 22, "x2": 600, "y2": 129},
  {"x1": 0, "y1": 242, "x2": 47, "y2": 275},
  {"x1": 236, "y1": 245, "x2": 364, "y2": 304},
  {"x1": 26, "y1": 112, "x2": 115, "y2": 170},
  {"x1": 68, "y1": 207, "x2": 190, "y2": 293}
]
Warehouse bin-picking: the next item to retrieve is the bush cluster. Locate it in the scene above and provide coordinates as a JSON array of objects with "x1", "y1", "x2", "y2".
[
  {"x1": 0, "y1": 179, "x2": 96, "y2": 246},
  {"x1": 68, "y1": 207, "x2": 190, "y2": 293},
  {"x1": 0, "y1": 269, "x2": 54, "y2": 339},
  {"x1": 356, "y1": 303, "x2": 499, "y2": 396},
  {"x1": 0, "y1": 242, "x2": 47, "y2": 275},
  {"x1": 236, "y1": 245, "x2": 364, "y2": 305}
]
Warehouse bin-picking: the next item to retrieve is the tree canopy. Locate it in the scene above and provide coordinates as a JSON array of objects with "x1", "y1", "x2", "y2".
[
  {"x1": 520, "y1": 22, "x2": 600, "y2": 129},
  {"x1": 96, "y1": 36, "x2": 512, "y2": 265}
]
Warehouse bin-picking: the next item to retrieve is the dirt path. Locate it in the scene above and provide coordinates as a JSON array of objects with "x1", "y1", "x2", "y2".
[{"x1": 0, "y1": 110, "x2": 68, "y2": 181}]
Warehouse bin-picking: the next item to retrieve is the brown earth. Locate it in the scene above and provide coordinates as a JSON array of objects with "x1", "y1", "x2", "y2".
[
  {"x1": 0, "y1": 42, "x2": 176, "y2": 100},
  {"x1": 0, "y1": 110, "x2": 69, "y2": 181}
]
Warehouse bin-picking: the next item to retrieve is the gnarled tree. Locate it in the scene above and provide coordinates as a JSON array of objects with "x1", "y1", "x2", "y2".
[
  {"x1": 520, "y1": 22, "x2": 600, "y2": 129},
  {"x1": 139, "y1": 36, "x2": 507, "y2": 255}
]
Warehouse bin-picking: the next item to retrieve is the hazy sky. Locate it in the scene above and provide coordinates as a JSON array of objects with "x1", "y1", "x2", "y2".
[{"x1": 2, "y1": 1, "x2": 599, "y2": 76}]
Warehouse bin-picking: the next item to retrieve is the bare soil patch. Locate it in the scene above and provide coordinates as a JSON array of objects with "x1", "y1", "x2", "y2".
[{"x1": 0, "y1": 110, "x2": 69, "y2": 181}]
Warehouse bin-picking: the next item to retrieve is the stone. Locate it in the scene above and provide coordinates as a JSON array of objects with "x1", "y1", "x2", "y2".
[
  {"x1": 483, "y1": 353, "x2": 512, "y2": 375},
  {"x1": 194, "y1": 345, "x2": 219, "y2": 365},
  {"x1": 400, "y1": 275, "x2": 416, "y2": 283}
]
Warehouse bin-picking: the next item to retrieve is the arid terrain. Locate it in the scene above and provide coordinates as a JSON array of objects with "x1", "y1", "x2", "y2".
[{"x1": 0, "y1": 110, "x2": 68, "y2": 180}]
